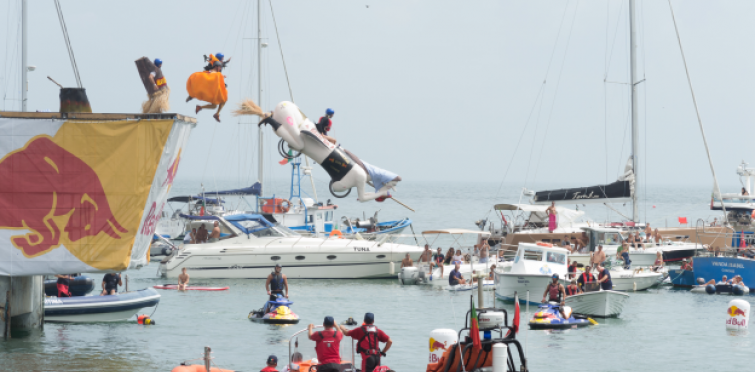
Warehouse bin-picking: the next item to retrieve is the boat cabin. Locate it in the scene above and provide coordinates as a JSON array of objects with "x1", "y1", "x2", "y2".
[
  {"x1": 180, "y1": 214, "x2": 301, "y2": 243},
  {"x1": 510, "y1": 242, "x2": 569, "y2": 275}
]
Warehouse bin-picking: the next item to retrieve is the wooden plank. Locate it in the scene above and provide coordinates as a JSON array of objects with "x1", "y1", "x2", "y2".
[
  {"x1": 0, "y1": 111, "x2": 197, "y2": 124},
  {"x1": 135, "y1": 57, "x2": 158, "y2": 95}
]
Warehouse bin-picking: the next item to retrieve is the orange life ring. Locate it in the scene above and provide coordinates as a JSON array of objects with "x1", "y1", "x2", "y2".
[
  {"x1": 536, "y1": 242, "x2": 553, "y2": 247},
  {"x1": 329, "y1": 230, "x2": 343, "y2": 239},
  {"x1": 261, "y1": 198, "x2": 291, "y2": 214}
]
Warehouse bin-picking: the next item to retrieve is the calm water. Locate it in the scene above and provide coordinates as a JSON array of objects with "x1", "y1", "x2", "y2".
[{"x1": 1, "y1": 182, "x2": 752, "y2": 371}]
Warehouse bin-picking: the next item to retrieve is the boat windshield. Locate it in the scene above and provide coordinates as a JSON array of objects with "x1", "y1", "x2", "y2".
[
  {"x1": 546, "y1": 251, "x2": 566, "y2": 265},
  {"x1": 251, "y1": 224, "x2": 299, "y2": 238},
  {"x1": 596, "y1": 232, "x2": 621, "y2": 245},
  {"x1": 274, "y1": 224, "x2": 301, "y2": 237},
  {"x1": 522, "y1": 249, "x2": 543, "y2": 262}
]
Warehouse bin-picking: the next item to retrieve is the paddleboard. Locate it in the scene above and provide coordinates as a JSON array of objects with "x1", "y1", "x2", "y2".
[{"x1": 153, "y1": 284, "x2": 229, "y2": 291}]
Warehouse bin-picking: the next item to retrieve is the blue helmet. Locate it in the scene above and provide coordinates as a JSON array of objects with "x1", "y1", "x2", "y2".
[
  {"x1": 215, "y1": 53, "x2": 225, "y2": 61},
  {"x1": 154, "y1": 58, "x2": 162, "y2": 67},
  {"x1": 326, "y1": 108, "x2": 335, "y2": 115}
]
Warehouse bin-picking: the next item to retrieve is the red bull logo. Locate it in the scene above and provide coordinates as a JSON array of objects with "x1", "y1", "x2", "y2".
[
  {"x1": 429, "y1": 337, "x2": 447, "y2": 352},
  {"x1": 0, "y1": 136, "x2": 128, "y2": 258},
  {"x1": 162, "y1": 150, "x2": 181, "y2": 188},
  {"x1": 728, "y1": 306, "x2": 747, "y2": 318}
]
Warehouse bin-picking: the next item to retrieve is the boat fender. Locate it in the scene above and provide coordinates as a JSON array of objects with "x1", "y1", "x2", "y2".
[
  {"x1": 329, "y1": 230, "x2": 343, "y2": 239},
  {"x1": 137, "y1": 314, "x2": 156, "y2": 325},
  {"x1": 732, "y1": 285, "x2": 745, "y2": 296},
  {"x1": 428, "y1": 329, "x2": 457, "y2": 364},
  {"x1": 705, "y1": 284, "x2": 716, "y2": 295},
  {"x1": 536, "y1": 242, "x2": 553, "y2": 247},
  {"x1": 697, "y1": 278, "x2": 706, "y2": 285},
  {"x1": 726, "y1": 299, "x2": 750, "y2": 331}
]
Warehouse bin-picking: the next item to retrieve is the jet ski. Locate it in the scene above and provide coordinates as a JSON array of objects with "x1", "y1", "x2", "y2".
[
  {"x1": 528, "y1": 303, "x2": 593, "y2": 330},
  {"x1": 248, "y1": 295, "x2": 300, "y2": 324}
]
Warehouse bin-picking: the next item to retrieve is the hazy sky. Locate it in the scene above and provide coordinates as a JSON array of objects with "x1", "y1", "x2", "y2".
[{"x1": 2, "y1": 0, "x2": 754, "y2": 199}]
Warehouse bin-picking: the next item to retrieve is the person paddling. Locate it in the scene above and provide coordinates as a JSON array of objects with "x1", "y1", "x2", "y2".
[
  {"x1": 339, "y1": 313, "x2": 393, "y2": 372},
  {"x1": 178, "y1": 267, "x2": 190, "y2": 291},
  {"x1": 266, "y1": 264, "x2": 289, "y2": 300}
]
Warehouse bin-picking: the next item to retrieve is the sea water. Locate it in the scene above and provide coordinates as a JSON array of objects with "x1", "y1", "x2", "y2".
[{"x1": 1, "y1": 181, "x2": 751, "y2": 370}]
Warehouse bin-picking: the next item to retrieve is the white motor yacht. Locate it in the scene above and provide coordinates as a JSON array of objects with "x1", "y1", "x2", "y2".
[
  {"x1": 494, "y1": 242, "x2": 570, "y2": 304},
  {"x1": 606, "y1": 266, "x2": 663, "y2": 291},
  {"x1": 159, "y1": 214, "x2": 423, "y2": 279}
]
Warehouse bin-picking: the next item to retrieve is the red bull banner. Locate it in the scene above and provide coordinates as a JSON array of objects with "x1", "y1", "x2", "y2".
[{"x1": 0, "y1": 115, "x2": 194, "y2": 276}]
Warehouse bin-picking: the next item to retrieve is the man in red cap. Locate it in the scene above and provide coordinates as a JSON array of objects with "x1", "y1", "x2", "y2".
[
  {"x1": 339, "y1": 313, "x2": 392, "y2": 372},
  {"x1": 308, "y1": 316, "x2": 343, "y2": 372}
]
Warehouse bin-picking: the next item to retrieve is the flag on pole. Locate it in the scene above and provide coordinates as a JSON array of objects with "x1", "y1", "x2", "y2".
[{"x1": 470, "y1": 296, "x2": 481, "y2": 350}]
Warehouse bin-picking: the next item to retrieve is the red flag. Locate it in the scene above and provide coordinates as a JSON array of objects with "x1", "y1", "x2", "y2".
[
  {"x1": 513, "y1": 294, "x2": 520, "y2": 334},
  {"x1": 470, "y1": 297, "x2": 481, "y2": 350}
]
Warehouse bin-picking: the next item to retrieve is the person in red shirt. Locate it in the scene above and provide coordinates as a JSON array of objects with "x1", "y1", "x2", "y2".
[
  {"x1": 308, "y1": 316, "x2": 343, "y2": 372},
  {"x1": 338, "y1": 313, "x2": 392, "y2": 372},
  {"x1": 261, "y1": 355, "x2": 278, "y2": 372}
]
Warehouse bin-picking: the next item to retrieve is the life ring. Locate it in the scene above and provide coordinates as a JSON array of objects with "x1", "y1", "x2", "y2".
[
  {"x1": 536, "y1": 242, "x2": 553, "y2": 247},
  {"x1": 329, "y1": 230, "x2": 343, "y2": 239},
  {"x1": 279, "y1": 199, "x2": 291, "y2": 213}
]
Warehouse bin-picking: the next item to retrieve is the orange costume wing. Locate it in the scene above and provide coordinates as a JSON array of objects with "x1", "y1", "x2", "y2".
[{"x1": 186, "y1": 71, "x2": 228, "y2": 105}]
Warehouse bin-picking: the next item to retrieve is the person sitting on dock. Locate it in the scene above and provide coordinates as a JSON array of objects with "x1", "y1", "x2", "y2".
[
  {"x1": 262, "y1": 355, "x2": 279, "y2": 372},
  {"x1": 401, "y1": 253, "x2": 414, "y2": 268},
  {"x1": 448, "y1": 262, "x2": 467, "y2": 286},
  {"x1": 577, "y1": 265, "x2": 595, "y2": 291},
  {"x1": 565, "y1": 279, "x2": 582, "y2": 297},
  {"x1": 434, "y1": 248, "x2": 445, "y2": 278},
  {"x1": 308, "y1": 317, "x2": 343, "y2": 372},
  {"x1": 541, "y1": 274, "x2": 567, "y2": 318},
  {"x1": 100, "y1": 272, "x2": 122, "y2": 295},
  {"x1": 208, "y1": 221, "x2": 221, "y2": 243},
  {"x1": 418, "y1": 245, "x2": 435, "y2": 278},
  {"x1": 596, "y1": 266, "x2": 613, "y2": 291},
  {"x1": 178, "y1": 268, "x2": 190, "y2": 291}
]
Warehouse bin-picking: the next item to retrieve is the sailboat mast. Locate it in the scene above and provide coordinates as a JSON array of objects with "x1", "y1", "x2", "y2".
[
  {"x1": 629, "y1": 0, "x2": 639, "y2": 223},
  {"x1": 257, "y1": 0, "x2": 264, "y2": 196},
  {"x1": 21, "y1": 0, "x2": 28, "y2": 112}
]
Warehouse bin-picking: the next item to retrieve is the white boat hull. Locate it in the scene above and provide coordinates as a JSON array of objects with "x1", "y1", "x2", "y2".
[
  {"x1": 565, "y1": 290, "x2": 630, "y2": 318},
  {"x1": 608, "y1": 271, "x2": 663, "y2": 291},
  {"x1": 45, "y1": 307, "x2": 144, "y2": 323},
  {"x1": 495, "y1": 273, "x2": 553, "y2": 304},
  {"x1": 428, "y1": 262, "x2": 495, "y2": 286}
]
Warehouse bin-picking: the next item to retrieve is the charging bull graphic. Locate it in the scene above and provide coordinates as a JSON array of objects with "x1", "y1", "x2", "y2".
[
  {"x1": 234, "y1": 100, "x2": 401, "y2": 202},
  {"x1": 0, "y1": 136, "x2": 128, "y2": 258},
  {"x1": 429, "y1": 337, "x2": 447, "y2": 352}
]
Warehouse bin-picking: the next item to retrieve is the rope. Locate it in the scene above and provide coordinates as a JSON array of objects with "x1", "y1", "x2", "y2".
[
  {"x1": 53, "y1": 0, "x2": 82, "y2": 87},
  {"x1": 666, "y1": 0, "x2": 728, "y2": 221},
  {"x1": 268, "y1": 0, "x2": 295, "y2": 103}
]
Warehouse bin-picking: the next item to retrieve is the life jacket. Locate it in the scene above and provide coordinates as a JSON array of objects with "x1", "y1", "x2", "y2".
[
  {"x1": 566, "y1": 285, "x2": 579, "y2": 296},
  {"x1": 270, "y1": 272, "x2": 284, "y2": 293},
  {"x1": 581, "y1": 272, "x2": 594, "y2": 283},
  {"x1": 356, "y1": 325, "x2": 381, "y2": 355},
  {"x1": 547, "y1": 283, "x2": 561, "y2": 302},
  {"x1": 261, "y1": 366, "x2": 278, "y2": 372}
]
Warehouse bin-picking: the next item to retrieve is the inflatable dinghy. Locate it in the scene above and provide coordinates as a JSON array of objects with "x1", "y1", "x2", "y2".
[
  {"x1": 44, "y1": 288, "x2": 161, "y2": 323},
  {"x1": 44, "y1": 275, "x2": 94, "y2": 297}
]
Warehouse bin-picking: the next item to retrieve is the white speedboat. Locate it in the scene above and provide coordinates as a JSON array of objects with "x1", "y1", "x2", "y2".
[
  {"x1": 603, "y1": 266, "x2": 663, "y2": 291},
  {"x1": 565, "y1": 284, "x2": 629, "y2": 318},
  {"x1": 160, "y1": 214, "x2": 423, "y2": 279},
  {"x1": 495, "y1": 242, "x2": 570, "y2": 304},
  {"x1": 44, "y1": 288, "x2": 160, "y2": 323}
]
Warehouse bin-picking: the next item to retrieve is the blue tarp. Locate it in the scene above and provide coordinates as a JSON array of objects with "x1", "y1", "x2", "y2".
[{"x1": 224, "y1": 214, "x2": 274, "y2": 234}]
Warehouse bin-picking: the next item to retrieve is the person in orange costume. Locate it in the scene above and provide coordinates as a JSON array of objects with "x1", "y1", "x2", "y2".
[{"x1": 186, "y1": 60, "x2": 228, "y2": 122}]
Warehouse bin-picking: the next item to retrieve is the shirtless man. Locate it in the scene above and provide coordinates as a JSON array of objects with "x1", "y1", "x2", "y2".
[
  {"x1": 591, "y1": 245, "x2": 606, "y2": 272},
  {"x1": 644, "y1": 223, "x2": 652, "y2": 239},
  {"x1": 401, "y1": 253, "x2": 413, "y2": 268},
  {"x1": 178, "y1": 267, "x2": 190, "y2": 291},
  {"x1": 195, "y1": 224, "x2": 209, "y2": 243},
  {"x1": 479, "y1": 240, "x2": 490, "y2": 263},
  {"x1": 418, "y1": 245, "x2": 435, "y2": 277},
  {"x1": 576, "y1": 232, "x2": 590, "y2": 251},
  {"x1": 209, "y1": 221, "x2": 221, "y2": 242}
]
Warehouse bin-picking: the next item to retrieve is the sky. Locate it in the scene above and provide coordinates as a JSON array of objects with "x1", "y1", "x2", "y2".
[{"x1": 2, "y1": 0, "x2": 755, "y2": 198}]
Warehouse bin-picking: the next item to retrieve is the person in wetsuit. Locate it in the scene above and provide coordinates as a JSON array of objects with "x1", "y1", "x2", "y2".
[
  {"x1": 266, "y1": 264, "x2": 289, "y2": 300},
  {"x1": 100, "y1": 273, "x2": 122, "y2": 295}
]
